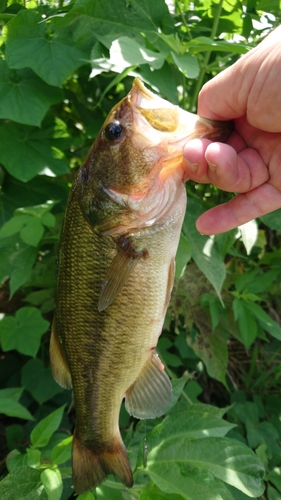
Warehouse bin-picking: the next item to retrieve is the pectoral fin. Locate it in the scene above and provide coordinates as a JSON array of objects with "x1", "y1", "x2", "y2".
[
  {"x1": 125, "y1": 352, "x2": 172, "y2": 419},
  {"x1": 49, "y1": 317, "x2": 72, "y2": 389},
  {"x1": 98, "y1": 236, "x2": 147, "y2": 312}
]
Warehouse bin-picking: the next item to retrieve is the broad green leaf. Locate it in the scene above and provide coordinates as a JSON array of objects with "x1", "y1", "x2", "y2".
[
  {"x1": 69, "y1": 0, "x2": 172, "y2": 48},
  {"x1": 169, "y1": 375, "x2": 192, "y2": 410},
  {"x1": 259, "y1": 208, "x2": 281, "y2": 231},
  {"x1": 0, "y1": 61, "x2": 62, "y2": 126},
  {"x1": 77, "y1": 492, "x2": 96, "y2": 500},
  {"x1": 267, "y1": 485, "x2": 281, "y2": 500},
  {"x1": 16, "y1": 201, "x2": 57, "y2": 218},
  {"x1": 182, "y1": 198, "x2": 226, "y2": 299},
  {"x1": 186, "y1": 326, "x2": 228, "y2": 386},
  {"x1": 148, "y1": 405, "x2": 236, "y2": 450},
  {"x1": 21, "y1": 358, "x2": 63, "y2": 404},
  {"x1": 0, "y1": 215, "x2": 32, "y2": 238},
  {"x1": 140, "y1": 482, "x2": 188, "y2": 500},
  {"x1": 0, "y1": 398, "x2": 34, "y2": 421},
  {"x1": 0, "y1": 238, "x2": 38, "y2": 296},
  {"x1": 26, "y1": 449, "x2": 41, "y2": 468},
  {"x1": 4, "y1": 10, "x2": 86, "y2": 87},
  {"x1": 268, "y1": 468, "x2": 281, "y2": 493},
  {"x1": 139, "y1": 63, "x2": 178, "y2": 104},
  {"x1": 147, "y1": 437, "x2": 264, "y2": 498},
  {"x1": 51, "y1": 436, "x2": 72, "y2": 466},
  {"x1": 171, "y1": 52, "x2": 199, "y2": 78},
  {"x1": 30, "y1": 405, "x2": 66, "y2": 449},
  {"x1": 239, "y1": 220, "x2": 258, "y2": 255},
  {"x1": 20, "y1": 218, "x2": 44, "y2": 247},
  {"x1": 109, "y1": 37, "x2": 166, "y2": 71},
  {"x1": 0, "y1": 307, "x2": 49, "y2": 357},
  {"x1": 244, "y1": 301, "x2": 281, "y2": 341},
  {"x1": 232, "y1": 298, "x2": 258, "y2": 350},
  {"x1": 41, "y1": 468, "x2": 63, "y2": 500},
  {"x1": 186, "y1": 36, "x2": 249, "y2": 55},
  {"x1": 146, "y1": 464, "x2": 235, "y2": 500},
  {"x1": 0, "y1": 466, "x2": 45, "y2": 499},
  {"x1": 0, "y1": 122, "x2": 69, "y2": 182},
  {"x1": 41, "y1": 213, "x2": 56, "y2": 228},
  {"x1": 0, "y1": 388, "x2": 34, "y2": 420},
  {"x1": 6, "y1": 451, "x2": 28, "y2": 472}
]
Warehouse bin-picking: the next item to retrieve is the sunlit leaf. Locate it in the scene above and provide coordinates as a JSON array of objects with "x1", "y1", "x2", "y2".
[{"x1": 0, "y1": 61, "x2": 62, "y2": 126}]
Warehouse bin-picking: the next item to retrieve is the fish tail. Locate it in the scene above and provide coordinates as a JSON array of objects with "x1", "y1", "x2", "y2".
[{"x1": 72, "y1": 430, "x2": 133, "y2": 494}]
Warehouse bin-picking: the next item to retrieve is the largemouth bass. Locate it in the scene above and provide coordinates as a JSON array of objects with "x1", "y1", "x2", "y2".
[{"x1": 50, "y1": 78, "x2": 232, "y2": 494}]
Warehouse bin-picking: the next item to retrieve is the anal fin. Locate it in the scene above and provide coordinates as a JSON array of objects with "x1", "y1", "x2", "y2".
[
  {"x1": 49, "y1": 317, "x2": 72, "y2": 389},
  {"x1": 98, "y1": 235, "x2": 147, "y2": 312},
  {"x1": 125, "y1": 352, "x2": 172, "y2": 419}
]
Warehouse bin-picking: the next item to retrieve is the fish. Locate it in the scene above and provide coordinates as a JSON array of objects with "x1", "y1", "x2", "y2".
[{"x1": 50, "y1": 78, "x2": 232, "y2": 494}]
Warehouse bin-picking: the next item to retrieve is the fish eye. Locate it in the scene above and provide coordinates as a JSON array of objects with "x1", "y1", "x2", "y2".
[{"x1": 104, "y1": 121, "x2": 124, "y2": 142}]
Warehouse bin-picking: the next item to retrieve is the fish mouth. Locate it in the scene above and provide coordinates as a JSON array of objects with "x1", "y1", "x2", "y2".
[
  {"x1": 129, "y1": 77, "x2": 233, "y2": 145},
  {"x1": 125, "y1": 78, "x2": 233, "y2": 182}
]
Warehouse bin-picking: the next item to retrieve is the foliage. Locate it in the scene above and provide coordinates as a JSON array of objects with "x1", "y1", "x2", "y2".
[{"x1": 0, "y1": 0, "x2": 281, "y2": 499}]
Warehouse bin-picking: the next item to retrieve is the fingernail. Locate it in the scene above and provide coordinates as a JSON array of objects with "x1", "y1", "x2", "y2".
[
  {"x1": 185, "y1": 160, "x2": 199, "y2": 172},
  {"x1": 207, "y1": 161, "x2": 217, "y2": 172}
]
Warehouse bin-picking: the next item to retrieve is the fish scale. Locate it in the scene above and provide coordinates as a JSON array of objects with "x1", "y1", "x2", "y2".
[{"x1": 50, "y1": 78, "x2": 233, "y2": 494}]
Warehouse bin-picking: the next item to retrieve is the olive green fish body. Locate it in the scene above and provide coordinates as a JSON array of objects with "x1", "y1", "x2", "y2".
[{"x1": 50, "y1": 78, "x2": 233, "y2": 494}]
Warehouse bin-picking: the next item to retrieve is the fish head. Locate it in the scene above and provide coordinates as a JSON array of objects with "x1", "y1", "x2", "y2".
[{"x1": 78, "y1": 78, "x2": 232, "y2": 231}]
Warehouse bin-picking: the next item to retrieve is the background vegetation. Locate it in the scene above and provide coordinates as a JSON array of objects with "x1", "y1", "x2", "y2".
[{"x1": 0, "y1": 0, "x2": 281, "y2": 499}]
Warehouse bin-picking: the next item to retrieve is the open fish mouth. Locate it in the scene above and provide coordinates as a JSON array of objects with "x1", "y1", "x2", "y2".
[{"x1": 128, "y1": 77, "x2": 233, "y2": 145}]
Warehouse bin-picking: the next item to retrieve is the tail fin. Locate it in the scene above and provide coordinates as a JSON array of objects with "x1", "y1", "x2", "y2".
[{"x1": 72, "y1": 430, "x2": 133, "y2": 494}]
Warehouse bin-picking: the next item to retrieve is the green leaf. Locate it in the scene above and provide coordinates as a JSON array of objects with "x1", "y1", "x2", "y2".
[
  {"x1": 182, "y1": 198, "x2": 226, "y2": 300},
  {"x1": 77, "y1": 493, "x2": 96, "y2": 500},
  {"x1": 108, "y1": 36, "x2": 166, "y2": 71},
  {"x1": 232, "y1": 298, "x2": 258, "y2": 350},
  {"x1": 186, "y1": 36, "x2": 249, "y2": 55},
  {"x1": 0, "y1": 122, "x2": 69, "y2": 182},
  {"x1": 267, "y1": 485, "x2": 281, "y2": 500},
  {"x1": 21, "y1": 358, "x2": 63, "y2": 404},
  {"x1": 0, "y1": 61, "x2": 62, "y2": 126},
  {"x1": 69, "y1": 0, "x2": 172, "y2": 48},
  {"x1": 0, "y1": 388, "x2": 34, "y2": 420},
  {"x1": 186, "y1": 325, "x2": 228, "y2": 386},
  {"x1": 243, "y1": 301, "x2": 281, "y2": 341},
  {"x1": 171, "y1": 52, "x2": 199, "y2": 78},
  {"x1": 0, "y1": 466, "x2": 45, "y2": 500},
  {"x1": 26, "y1": 449, "x2": 41, "y2": 468},
  {"x1": 20, "y1": 218, "x2": 45, "y2": 247},
  {"x1": 0, "y1": 215, "x2": 32, "y2": 238},
  {"x1": 0, "y1": 238, "x2": 38, "y2": 296},
  {"x1": 30, "y1": 405, "x2": 66, "y2": 449},
  {"x1": 40, "y1": 468, "x2": 63, "y2": 500},
  {"x1": 41, "y1": 213, "x2": 56, "y2": 228},
  {"x1": 148, "y1": 405, "x2": 236, "y2": 450},
  {"x1": 140, "y1": 482, "x2": 187, "y2": 500},
  {"x1": 4, "y1": 10, "x2": 86, "y2": 87},
  {"x1": 51, "y1": 436, "x2": 72, "y2": 466},
  {"x1": 147, "y1": 437, "x2": 264, "y2": 498},
  {"x1": 0, "y1": 307, "x2": 49, "y2": 357}
]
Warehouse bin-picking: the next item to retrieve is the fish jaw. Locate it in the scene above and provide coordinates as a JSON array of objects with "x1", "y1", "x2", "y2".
[{"x1": 127, "y1": 78, "x2": 233, "y2": 181}]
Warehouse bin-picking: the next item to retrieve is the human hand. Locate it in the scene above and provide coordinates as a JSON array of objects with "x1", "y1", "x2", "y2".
[{"x1": 183, "y1": 26, "x2": 281, "y2": 235}]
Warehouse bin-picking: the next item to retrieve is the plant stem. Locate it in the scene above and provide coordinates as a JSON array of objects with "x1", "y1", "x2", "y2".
[
  {"x1": 175, "y1": 0, "x2": 192, "y2": 40},
  {"x1": 189, "y1": 0, "x2": 224, "y2": 111}
]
